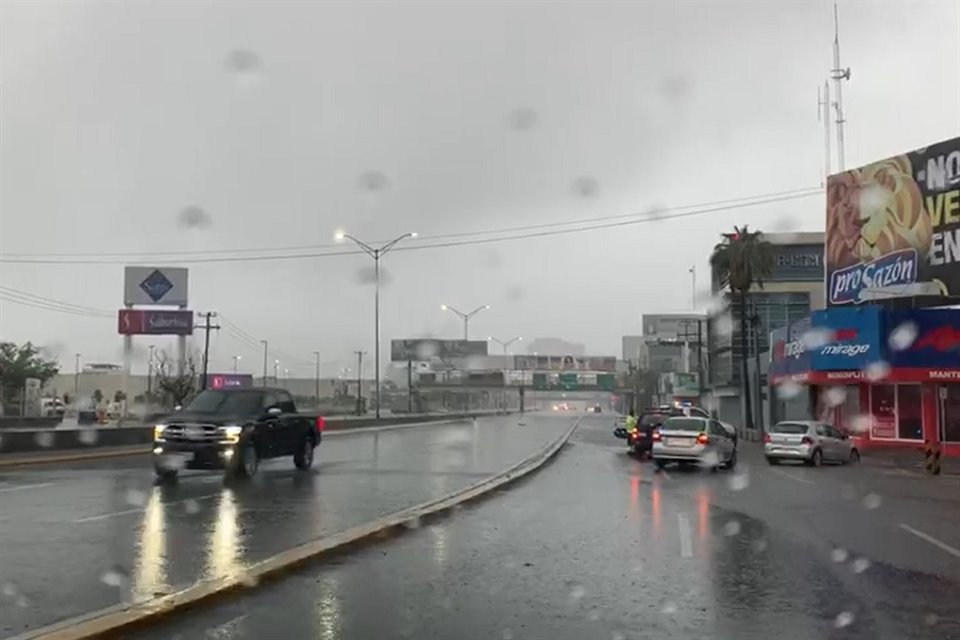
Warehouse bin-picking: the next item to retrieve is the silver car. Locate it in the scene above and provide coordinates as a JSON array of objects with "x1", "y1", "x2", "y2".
[
  {"x1": 652, "y1": 416, "x2": 737, "y2": 471},
  {"x1": 764, "y1": 421, "x2": 860, "y2": 467}
]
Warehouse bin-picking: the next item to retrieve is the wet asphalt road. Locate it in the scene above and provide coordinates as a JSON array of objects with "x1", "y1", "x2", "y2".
[
  {"x1": 0, "y1": 414, "x2": 572, "y2": 637},
  {"x1": 134, "y1": 414, "x2": 960, "y2": 640}
]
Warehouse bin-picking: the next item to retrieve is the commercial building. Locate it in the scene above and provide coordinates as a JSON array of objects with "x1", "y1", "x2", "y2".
[
  {"x1": 525, "y1": 338, "x2": 585, "y2": 357},
  {"x1": 706, "y1": 231, "x2": 825, "y2": 425},
  {"x1": 621, "y1": 335, "x2": 646, "y2": 366},
  {"x1": 641, "y1": 313, "x2": 703, "y2": 374},
  {"x1": 766, "y1": 135, "x2": 960, "y2": 457}
]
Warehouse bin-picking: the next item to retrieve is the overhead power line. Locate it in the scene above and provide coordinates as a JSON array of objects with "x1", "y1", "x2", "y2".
[
  {"x1": 0, "y1": 187, "x2": 822, "y2": 265},
  {"x1": 0, "y1": 286, "x2": 114, "y2": 318}
]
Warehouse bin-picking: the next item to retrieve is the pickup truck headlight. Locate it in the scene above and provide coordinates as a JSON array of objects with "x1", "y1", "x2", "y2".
[
  {"x1": 220, "y1": 425, "x2": 243, "y2": 443},
  {"x1": 153, "y1": 424, "x2": 167, "y2": 441}
]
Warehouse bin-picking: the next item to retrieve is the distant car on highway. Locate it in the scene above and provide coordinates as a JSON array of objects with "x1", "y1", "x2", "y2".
[
  {"x1": 152, "y1": 387, "x2": 323, "y2": 482},
  {"x1": 652, "y1": 416, "x2": 737, "y2": 471},
  {"x1": 765, "y1": 420, "x2": 859, "y2": 467}
]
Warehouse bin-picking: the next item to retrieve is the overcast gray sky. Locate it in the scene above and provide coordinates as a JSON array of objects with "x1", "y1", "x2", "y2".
[{"x1": 1, "y1": 0, "x2": 958, "y2": 377}]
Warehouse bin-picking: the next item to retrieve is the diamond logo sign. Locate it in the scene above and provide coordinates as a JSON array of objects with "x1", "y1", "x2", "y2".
[{"x1": 139, "y1": 269, "x2": 174, "y2": 302}]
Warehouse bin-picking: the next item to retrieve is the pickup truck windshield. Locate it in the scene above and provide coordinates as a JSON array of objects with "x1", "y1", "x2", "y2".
[{"x1": 185, "y1": 390, "x2": 264, "y2": 415}]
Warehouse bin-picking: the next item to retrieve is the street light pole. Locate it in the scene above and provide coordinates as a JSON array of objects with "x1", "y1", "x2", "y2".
[
  {"x1": 488, "y1": 336, "x2": 521, "y2": 411},
  {"x1": 336, "y1": 230, "x2": 417, "y2": 420},
  {"x1": 74, "y1": 353, "x2": 81, "y2": 396},
  {"x1": 441, "y1": 304, "x2": 491, "y2": 340},
  {"x1": 313, "y1": 351, "x2": 321, "y2": 406},
  {"x1": 260, "y1": 340, "x2": 268, "y2": 387},
  {"x1": 232, "y1": 355, "x2": 241, "y2": 374},
  {"x1": 689, "y1": 265, "x2": 696, "y2": 310}
]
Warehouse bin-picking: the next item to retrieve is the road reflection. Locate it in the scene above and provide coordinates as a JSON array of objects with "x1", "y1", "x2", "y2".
[
  {"x1": 207, "y1": 489, "x2": 242, "y2": 580},
  {"x1": 131, "y1": 489, "x2": 167, "y2": 601},
  {"x1": 313, "y1": 575, "x2": 343, "y2": 640}
]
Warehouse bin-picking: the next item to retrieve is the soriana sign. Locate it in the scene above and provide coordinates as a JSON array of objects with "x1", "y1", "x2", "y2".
[
  {"x1": 118, "y1": 309, "x2": 194, "y2": 335},
  {"x1": 825, "y1": 136, "x2": 960, "y2": 306}
]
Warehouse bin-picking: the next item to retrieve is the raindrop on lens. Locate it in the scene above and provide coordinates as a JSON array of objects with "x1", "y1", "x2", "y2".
[
  {"x1": 587, "y1": 609, "x2": 601, "y2": 621},
  {"x1": 849, "y1": 415, "x2": 871, "y2": 434},
  {"x1": 184, "y1": 499, "x2": 200, "y2": 515},
  {"x1": 569, "y1": 585, "x2": 586, "y2": 602},
  {"x1": 124, "y1": 489, "x2": 146, "y2": 507},
  {"x1": 100, "y1": 566, "x2": 129, "y2": 588},
  {"x1": 723, "y1": 520, "x2": 741, "y2": 537},
  {"x1": 77, "y1": 428, "x2": 99, "y2": 446},
  {"x1": 611, "y1": 631, "x2": 626, "y2": 640},
  {"x1": 15, "y1": 594, "x2": 29, "y2": 608},
  {"x1": 865, "y1": 361, "x2": 891, "y2": 381},
  {"x1": 714, "y1": 315, "x2": 734, "y2": 338},
  {"x1": 700, "y1": 449, "x2": 720, "y2": 467},
  {"x1": 924, "y1": 613, "x2": 939, "y2": 626},
  {"x1": 824, "y1": 386, "x2": 847, "y2": 407},
  {"x1": 831, "y1": 548, "x2": 849, "y2": 563},
  {"x1": 776, "y1": 381, "x2": 803, "y2": 400},
  {"x1": 404, "y1": 516, "x2": 422, "y2": 530},
  {"x1": 888, "y1": 322, "x2": 918, "y2": 351},
  {"x1": 727, "y1": 467, "x2": 749, "y2": 491},
  {"x1": 34, "y1": 432, "x2": 54, "y2": 448},
  {"x1": 507, "y1": 107, "x2": 538, "y2": 131},
  {"x1": 358, "y1": 171, "x2": 389, "y2": 193},
  {"x1": 863, "y1": 493, "x2": 882, "y2": 510},
  {"x1": 752, "y1": 538, "x2": 768, "y2": 552},
  {"x1": 501, "y1": 629, "x2": 514, "y2": 640},
  {"x1": 661, "y1": 601, "x2": 678, "y2": 614},
  {"x1": 841, "y1": 484, "x2": 857, "y2": 500},
  {"x1": 834, "y1": 611, "x2": 855, "y2": 628},
  {"x1": 852, "y1": 558, "x2": 871, "y2": 573},
  {"x1": 177, "y1": 206, "x2": 211, "y2": 229},
  {"x1": 1, "y1": 582, "x2": 18, "y2": 598},
  {"x1": 225, "y1": 49, "x2": 261, "y2": 88},
  {"x1": 801, "y1": 328, "x2": 834, "y2": 350},
  {"x1": 572, "y1": 176, "x2": 600, "y2": 198},
  {"x1": 238, "y1": 573, "x2": 258, "y2": 588}
]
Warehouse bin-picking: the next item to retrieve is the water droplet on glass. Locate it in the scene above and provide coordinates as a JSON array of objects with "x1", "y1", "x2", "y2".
[
  {"x1": 831, "y1": 548, "x2": 849, "y2": 563},
  {"x1": 77, "y1": 428, "x2": 99, "y2": 446},
  {"x1": 776, "y1": 380, "x2": 803, "y2": 400},
  {"x1": 888, "y1": 322, "x2": 918, "y2": 351},
  {"x1": 157, "y1": 454, "x2": 186, "y2": 471},
  {"x1": 355, "y1": 265, "x2": 392, "y2": 287},
  {"x1": 840, "y1": 484, "x2": 857, "y2": 500},
  {"x1": 358, "y1": 171, "x2": 389, "y2": 193},
  {"x1": 569, "y1": 585, "x2": 586, "y2": 603},
  {"x1": 661, "y1": 601, "x2": 678, "y2": 614},
  {"x1": 834, "y1": 611, "x2": 855, "y2": 628},
  {"x1": 1, "y1": 582, "x2": 19, "y2": 598},
  {"x1": 723, "y1": 520, "x2": 741, "y2": 537},
  {"x1": 184, "y1": 499, "x2": 201, "y2": 515},
  {"x1": 727, "y1": 466, "x2": 750, "y2": 491},
  {"x1": 100, "y1": 566, "x2": 129, "y2": 588},
  {"x1": 924, "y1": 613, "x2": 939, "y2": 626},
  {"x1": 824, "y1": 386, "x2": 847, "y2": 408},
  {"x1": 572, "y1": 176, "x2": 600, "y2": 198},
  {"x1": 177, "y1": 206, "x2": 212, "y2": 229},
  {"x1": 700, "y1": 449, "x2": 720, "y2": 468},
  {"x1": 34, "y1": 432, "x2": 54, "y2": 448},
  {"x1": 862, "y1": 493, "x2": 882, "y2": 510},
  {"x1": 852, "y1": 557, "x2": 871, "y2": 574},
  {"x1": 238, "y1": 573, "x2": 258, "y2": 588},
  {"x1": 501, "y1": 629, "x2": 514, "y2": 640},
  {"x1": 864, "y1": 361, "x2": 891, "y2": 381},
  {"x1": 587, "y1": 609, "x2": 601, "y2": 621},
  {"x1": 15, "y1": 594, "x2": 30, "y2": 608},
  {"x1": 404, "y1": 516, "x2": 422, "y2": 530},
  {"x1": 644, "y1": 203, "x2": 667, "y2": 222},
  {"x1": 505, "y1": 283, "x2": 525, "y2": 302},
  {"x1": 702, "y1": 394, "x2": 719, "y2": 412},
  {"x1": 124, "y1": 489, "x2": 146, "y2": 507},
  {"x1": 848, "y1": 415, "x2": 871, "y2": 434},
  {"x1": 752, "y1": 538, "x2": 768, "y2": 552},
  {"x1": 714, "y1": 314, "x2": 734, "y2": 338},
  {"x1": 801, "y1": 328, "x2": 834, "y2": 350},
  {"x1": 611, "y1": 631, "x2": 626, "y2": 640},
  {"x1": 225, "y1": 49, "x2": 261, "y2": 88},
  {"x1": 506, "y1": 107, "x2": 538, "y2": 131}
]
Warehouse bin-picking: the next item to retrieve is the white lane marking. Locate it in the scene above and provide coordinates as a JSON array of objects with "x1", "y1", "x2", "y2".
[
  {"x1": 898, "y1": 524, "x2": 960, "y2": 560},
  {"x1": 677, "y1": 513, "x2": 693, "y2": 558},
  {"x1": 0, "y1": 482, "x2": 55, "y2": 493},
  {"x1": 769, "y1": 468, "x2": 814, "y2": 485},
  {"x1": 74, "y1": 493, "x2": 220, "y2": 523}
]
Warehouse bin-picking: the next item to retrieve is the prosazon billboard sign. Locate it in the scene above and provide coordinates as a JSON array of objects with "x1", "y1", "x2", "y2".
[{"x1": 825, "y1": 136, "x2": 960, "y2": 307}]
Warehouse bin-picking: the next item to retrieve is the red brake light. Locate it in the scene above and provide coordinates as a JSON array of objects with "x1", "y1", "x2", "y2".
[
  {"x1": 652, "y1": 431, "x2": 662, "y2": 441},
  {"x1": 764, "y1": 433, "x2": 771, "y2": 443},
  {"x1": 315, "y1": 416, "x2": 326, "y2": 432},
  {"x1": 801, "y1": 436, "x2": 813, "y2": 445},
  {"x1": 696, "y1": 433, "x2": 709, "y2": 445}
]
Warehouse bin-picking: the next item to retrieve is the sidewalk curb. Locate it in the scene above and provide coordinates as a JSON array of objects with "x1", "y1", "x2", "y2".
[
  {"x1": 0, "y1": 418, "x2": 473, "y2": 469},
  {"x1": 12, "y1": 417, "x2": 580, "y2": 640}
]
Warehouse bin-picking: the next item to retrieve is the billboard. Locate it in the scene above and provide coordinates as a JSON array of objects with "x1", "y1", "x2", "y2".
[
  {"x1": 390, "y1": 339, "x2": 488, "y2": 361},
  {"x1": 514, "y1": 355, "x2": 617, "y2": 372},
  {"x1": 809, "y1": 306, "x2": 884, "y2": 371},
  {"x1": 826, "y1": 137, "x2": 960, "y2": 306},
  {"x1": 124, "y1": 266, "x2": 189, "y2": 306},
  {"x1": 117, "y1": 309, "x2": 194, "y2": 335},
  {"x1": 641, "y1": 314, "x2": 703, "y2": 342}
]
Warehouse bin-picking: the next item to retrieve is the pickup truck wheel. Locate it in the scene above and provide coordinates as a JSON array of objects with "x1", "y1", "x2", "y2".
[
  {"x1": 154, "y1": 467, "x2": 178, "y2": 483},
  {"x1": 294, "y1": 436, "x2": 315, "y2": 470},
  {"x1": 229, "y1": 443, "x2": 259, "y2": 479}
]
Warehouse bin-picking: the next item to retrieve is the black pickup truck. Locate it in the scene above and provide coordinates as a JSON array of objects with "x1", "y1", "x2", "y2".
[{"x1": 152, "y1": 387, "x2": 323, "y2": 482}]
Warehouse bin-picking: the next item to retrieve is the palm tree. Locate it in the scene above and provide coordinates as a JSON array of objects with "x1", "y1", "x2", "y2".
[{"x1": 709, "y1": 225, "x2": 774, "y2": 431}]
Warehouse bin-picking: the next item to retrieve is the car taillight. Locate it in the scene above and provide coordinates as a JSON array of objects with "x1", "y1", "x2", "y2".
[
  {"x1": 652, "y1": 431, "x2": 662, "y2": 441},
  {"x1": 764, "y1": 433, "x2": 771, "y2": 443},
  {"x1": 696, "y1": 433, "x2": 709, "y2": 445},
  {"x1": 801, "y1": 436, "x2": 813, "y2": 445},
  {"x1": 315, "y1": 416, "x2": 325, "y2": 432}
]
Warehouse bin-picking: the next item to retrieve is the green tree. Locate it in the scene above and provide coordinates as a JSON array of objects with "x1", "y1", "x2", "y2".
[
  {"x1": 113, "y1": 390, "x2": 127, "y2": 404},
  {"x1": 0, "y1": 342, "x2": 60, "y2": 410},
  {"x1": 92, "y1": 389, "x2": 104, "y2": 405},
  {"x1": 709, "y1": 226, "x2": 774, "y2": 431}
]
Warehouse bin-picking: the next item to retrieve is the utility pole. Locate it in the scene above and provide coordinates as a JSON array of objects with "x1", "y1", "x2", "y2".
[
  {"x1": 831, "y1": 2, "x2": 851, "y2": 170},
  {"x1": 197, "y1": 312, "x2": 221, "y2": 390},
  {"x1": 313, "y1": 351, "x2": 321, "y2": 407},
  {"x1": 232, "y1": 355, "x2": 241, "y2": 373},
  {"x1": 689, "y1": 266, "x2": 696, "y2": 310},
  {"x1": 74, "y1": 353, "x2": 81, "y2": 397},
  {"x1": 354, "y1": 350, "x2": 366, "y2": 416},
  {"x1": 749, "y1": 300, "x2": 765, "y2": 433},
  {"x1": 407, "y1": 358, "x2": 413, "y2": 413},
  {"x1": 146, "y1": 345, "x2": 155, "y2": 399},
  {"x1": 260, "y1": 340, "x2": 268, "y2": 387}
]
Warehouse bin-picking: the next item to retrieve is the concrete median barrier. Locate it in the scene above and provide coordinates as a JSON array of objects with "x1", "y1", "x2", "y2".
[{"x1": 0, "y1": 411, "x2": 514, "y2": 467}]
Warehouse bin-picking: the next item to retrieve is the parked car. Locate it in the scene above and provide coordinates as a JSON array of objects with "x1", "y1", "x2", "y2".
[
  {"x1": 651, "y1": 416, "x2": 737, "y2": 471},
  {"x1": 764, "y1": 420, "x2": 860, "y2": 467},
  {"x1": 152, "y1": 387, "x2": 323, "y2": 482}
]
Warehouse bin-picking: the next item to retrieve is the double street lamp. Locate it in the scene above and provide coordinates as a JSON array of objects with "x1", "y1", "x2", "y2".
[
  {"x1": 441, "y1": 304, "x2": 490, "y2": 340},
  {"x1": 336, "y1": 230, "x2": 418, "y2": 419},
  {"x1": 487, "y1": 335, "x2": 522, "y2": 355}
]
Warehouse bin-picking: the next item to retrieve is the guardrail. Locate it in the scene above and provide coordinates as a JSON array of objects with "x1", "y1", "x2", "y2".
[{"x1": 0, "y1": 411, "x2": 511, "y2": 457}]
